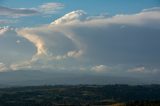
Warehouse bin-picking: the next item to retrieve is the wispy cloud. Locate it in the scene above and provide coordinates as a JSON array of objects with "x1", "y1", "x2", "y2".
[
  {"x1": 39, "y1": 2, "x2": 64, "y2": 14},
  {"x1": 17, "y1": 27, "x2": 47, "y2": 59},
  {"x1": 128, "y1": 66, "x2": 158, "y2": 74},
  {"x1": 91, "y1": 65, "x2": 111, "y2": 72},
  {"x1": 0, "y1": 6, "x2": 38, "y2": 18},
  {"x1": 0, "y1": 2, "x2": 64, "y2": 18}
]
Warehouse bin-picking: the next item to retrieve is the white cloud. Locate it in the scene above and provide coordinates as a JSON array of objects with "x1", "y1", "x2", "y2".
[
  {"x1": 0, "y1": 6, "x2": 38, "y2": 18},
  {"x1": 142, "y1": 7, "x2": 160, "y2": 12},
  {"x1": 51, "y1": 10, "x2": 87, "y2": 25},
  {"x1": 127, "y1": 66, "x2": 159, "y2": 75},
  {"x1": 91, "y1": 65, "x2": 111, "y2": 72},
  {"x1": 67, "y1": 50, "x2": 83, "y2": 58},
  {"x1": 16, "y1": 14, "x2": 85, "y2": 61},
  {"x1": 0, "y1": 26, "x2": 9, "y2": 35},
  {"x1": 39, "y1": 2, "x2": 64, "y2": 14},
  {"x1": 10, "y1": 61, "x2": 32, "y2": 71},
  {"x1": 0, "y1": 63, "x2": 8, "y2": 72},
  {"x1": 128, "y1": 67, "x2": 145, "y2": 73},
  {"x1": 0, "y1": 2, "x2": 64, "y2": 18},
  {"x1": 0, "y1": 27, "x2": 36, "y2": 67},
  {"x1": 16, "y1": 40, "x2": 21, "y2": 44},
  {"x1": 17, "y1": 27, "x2": 47, "y2": 58}
]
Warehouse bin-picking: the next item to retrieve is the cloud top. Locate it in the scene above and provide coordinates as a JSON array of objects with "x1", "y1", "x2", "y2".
[{"x1": 51, "y1": 10, "x2": 87, "y2": 25}]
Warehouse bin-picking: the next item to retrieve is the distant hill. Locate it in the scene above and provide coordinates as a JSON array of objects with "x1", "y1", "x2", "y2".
[{"x1": 0, "y1": 70, "x2": 151, "y2": 87}]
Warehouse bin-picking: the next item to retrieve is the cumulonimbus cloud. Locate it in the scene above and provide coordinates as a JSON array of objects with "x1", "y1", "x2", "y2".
[{"x1": 7, "y1": 7, "x2": 160, "y2": 73}]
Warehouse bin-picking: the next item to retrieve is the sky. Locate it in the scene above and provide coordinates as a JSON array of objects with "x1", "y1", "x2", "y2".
[{"x1": 0, "y1": 0, "x2": 160, "y2": 83}]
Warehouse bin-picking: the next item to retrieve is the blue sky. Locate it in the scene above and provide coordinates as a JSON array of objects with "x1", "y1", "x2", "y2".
[
  {"x1": 1, "y1": 0, "x2": 160, "y2": 27},
  {"x1": 0, "y1": 0, "x2": 160, "y2": 84},
  {"x1": 2, "y1": 0, "x2": 160, "y2": 13}
]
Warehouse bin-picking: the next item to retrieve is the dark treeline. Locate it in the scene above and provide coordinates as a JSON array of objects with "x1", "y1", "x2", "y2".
[{"x1": 0, "y1": 85, "x2": 160, "y2": 106}]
